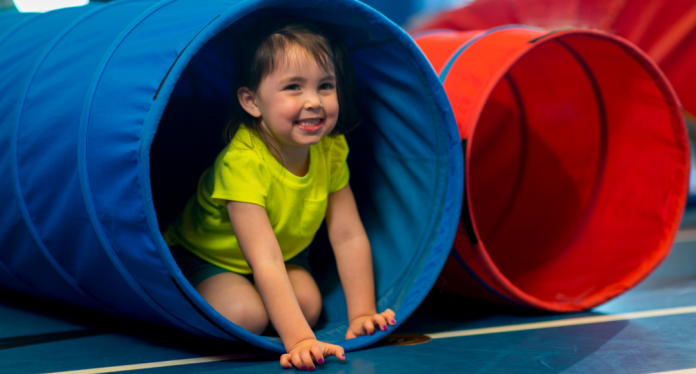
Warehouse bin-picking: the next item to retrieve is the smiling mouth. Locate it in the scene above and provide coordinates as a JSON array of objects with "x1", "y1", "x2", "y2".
[{"x1": 294, "y1": 118, "x2": 324, "y2": 132}]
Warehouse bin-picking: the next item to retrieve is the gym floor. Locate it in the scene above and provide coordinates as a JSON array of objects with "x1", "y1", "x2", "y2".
[{"x1": 3, "y1": 209, "x2": 696, "y2": 374}]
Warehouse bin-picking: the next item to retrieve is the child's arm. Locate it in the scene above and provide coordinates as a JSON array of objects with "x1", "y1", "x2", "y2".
[
  {"x1": 227, "y1": 201, "x2": 345, "y2": 369},
  {"x1": 326, "y1": 184, "x2": 396, "y2": 339}
]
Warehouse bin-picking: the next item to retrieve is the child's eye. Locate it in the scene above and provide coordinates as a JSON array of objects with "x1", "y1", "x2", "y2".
[
  {"x1": 284, "y1": 84, "x2": 301, "y2": 91},
  {"x1": 319, "y1": 83, "x2": 335, "y2": 90}
]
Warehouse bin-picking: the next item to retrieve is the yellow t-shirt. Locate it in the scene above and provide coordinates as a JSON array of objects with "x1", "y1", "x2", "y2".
[{"x1": 163, "y1": 125, "x2": 350, "y2": 274}]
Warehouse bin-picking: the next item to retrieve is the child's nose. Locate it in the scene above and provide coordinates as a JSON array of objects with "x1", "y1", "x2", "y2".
[{"x1": 303, "y1": 94, "x2": 322, "y2": 111}]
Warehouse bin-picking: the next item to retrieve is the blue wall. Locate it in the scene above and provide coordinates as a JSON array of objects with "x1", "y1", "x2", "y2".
[{"x1": 360, "y1": 0, "x2": 473, "y2": 26}]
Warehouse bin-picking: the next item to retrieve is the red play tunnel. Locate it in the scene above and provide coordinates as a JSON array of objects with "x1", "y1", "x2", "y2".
[
  {"x1": 411, "y1": 0, "x2": 696, "y2": 120},
  {"x1": 415, "y1": 27, "x2": 689, "y2": 311}
]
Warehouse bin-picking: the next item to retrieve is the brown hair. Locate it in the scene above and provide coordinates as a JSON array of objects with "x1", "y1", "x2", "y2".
[{"x1": 224, "y1": 18, "x2": 360, "y2": 143}]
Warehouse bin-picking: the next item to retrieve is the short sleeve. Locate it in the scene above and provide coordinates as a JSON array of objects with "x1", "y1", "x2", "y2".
[
  {"x1": 211, "y1": 147, "x2": 269, "y2": 207},
  {"x1": 328, "y1": 135, "x2": 350, "y2": 193}
]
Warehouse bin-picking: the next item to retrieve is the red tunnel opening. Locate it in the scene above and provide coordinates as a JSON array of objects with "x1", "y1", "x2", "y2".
[{"x1": 418, "y1": 29, "x2": 688, "y2": 311}]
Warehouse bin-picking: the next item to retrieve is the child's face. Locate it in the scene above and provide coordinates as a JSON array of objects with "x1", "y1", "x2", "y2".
[{"x1": 251, "y1": 44, "x2": 339, "y2": 153}]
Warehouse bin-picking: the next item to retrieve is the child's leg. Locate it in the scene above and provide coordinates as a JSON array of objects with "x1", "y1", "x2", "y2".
[
  {"x1": 286, "y1": 264, "x2": 322, "y2": 327},
  {"x1": 195, "y1": 272, "x2": 269, "y2": 334}
]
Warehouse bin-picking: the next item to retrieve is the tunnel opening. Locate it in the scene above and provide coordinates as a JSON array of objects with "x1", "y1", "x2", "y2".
[
  {"x1": 146, "y1": 7, "x2": 460, "y2": 344},
  {"x1": 467, "y1": 33, "x2": 687, "y2": 307}
]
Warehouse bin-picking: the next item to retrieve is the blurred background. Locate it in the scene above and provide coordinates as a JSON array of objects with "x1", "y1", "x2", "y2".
[{"x1": 0, "y1": 0, "x2": 475, "y2": 26}]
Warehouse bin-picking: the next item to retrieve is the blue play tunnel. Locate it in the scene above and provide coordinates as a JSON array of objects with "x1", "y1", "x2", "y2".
[{"x1": 0, "y1": 0, "x2": 462, "y2": 352}]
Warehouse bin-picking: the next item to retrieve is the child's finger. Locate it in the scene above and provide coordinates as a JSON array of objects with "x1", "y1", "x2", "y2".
[
  {"x1": 280, "y1": 354, "x2": 293, "y2": 369},
  {"x1": 310, "y1": 345, "x2": 325, "y2": 365},
  {"x1": 373, "y1": 314, "x2": 388, "y2": 331},
  {"x1": 300, "y1": 350, "x2": 315, "y2": 371},
  {"x1": 382, "y1": 309, "x2": 396, "y2": 324},
  {"x1": 327, "y1": 344, "x2": 346, "y2": 361},
  {"x1": 345, "y1": 329, "x2": 357, "y2": 340},
  {"x1": 363, "y1": 319, "x2": 375, "y2": 335},
  {"x1": 291, "y1": 352, "x2": 304, "y2": 371}
]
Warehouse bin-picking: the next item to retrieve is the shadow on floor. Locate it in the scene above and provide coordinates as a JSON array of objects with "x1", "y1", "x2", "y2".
[{"x1": 0, "y1": 287, "x2": 261, "y2": 357}]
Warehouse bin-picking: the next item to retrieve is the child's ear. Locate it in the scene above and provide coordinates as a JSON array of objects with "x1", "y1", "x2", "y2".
[{"x1": 237, "y1": 87, "x2": 262, "y2": 118}]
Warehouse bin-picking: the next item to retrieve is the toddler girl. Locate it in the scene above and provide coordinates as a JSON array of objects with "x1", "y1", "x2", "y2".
[{"x1": 164, "y1": 19, "x2": 395, "y2": 370}]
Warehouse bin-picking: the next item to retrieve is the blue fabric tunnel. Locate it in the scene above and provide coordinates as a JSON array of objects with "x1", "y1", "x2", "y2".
[{"x1": 0, "y1": 0, "x2": 462, "y2": 352}]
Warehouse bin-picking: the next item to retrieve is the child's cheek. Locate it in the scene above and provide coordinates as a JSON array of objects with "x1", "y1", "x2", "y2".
[
  {"x1": 326, "y1": 99, "x2": 339, "y2": 122},
  {"x1": 277, "y1": 99, "x2": 301, "y2": 120}
]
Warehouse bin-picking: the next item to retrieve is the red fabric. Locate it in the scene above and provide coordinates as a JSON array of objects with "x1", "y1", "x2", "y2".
[
  {"x1": 411, "y1": 0, "x2": 696, "y2": 116},
  {"x1": 415, "y1": 28, "x2": 688, "y2": 311}
]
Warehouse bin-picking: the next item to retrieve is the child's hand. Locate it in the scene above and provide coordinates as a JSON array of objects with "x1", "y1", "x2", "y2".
[
  {"x1": 280, "y1": 338, "x2": 345, "y2": 370},
  {"x1": 345, "y1": 309, "x2": 396, "y2": 339}
]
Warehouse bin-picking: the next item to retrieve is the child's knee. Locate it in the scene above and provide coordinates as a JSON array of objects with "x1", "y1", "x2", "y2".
[
  {"x1": 221, "y1": 302, "x2": 269, "y2": 334},
  {"x1": 296, "y1": 290, "x2": 322, "y2": 327}
]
